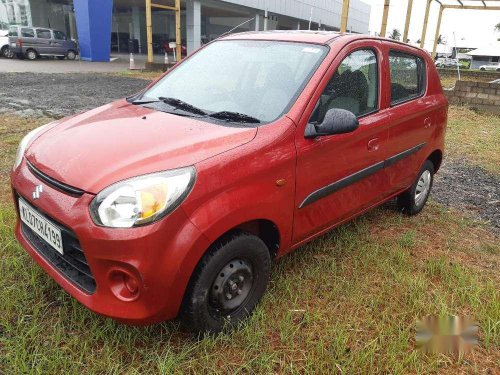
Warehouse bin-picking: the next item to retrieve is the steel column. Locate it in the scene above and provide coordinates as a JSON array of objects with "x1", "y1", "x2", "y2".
[
  {"x1": 380, "y1": 0, "x2": 390, "y2": 37},
  {"x1": 403, "y1": 0, "x2": 413, "y2": 43},
  {"x1": 420, "y1": 0, "x2": 432, "y2": 48},
  {"x1": 340, "y1": 0, "x2": 350, "y2": 33},
  {"x1": 146, "y1": 0, "x2": 153, "y2": 63},
  {"x1": 432, "y1": 5, "x2": 444, "y2": 59}
]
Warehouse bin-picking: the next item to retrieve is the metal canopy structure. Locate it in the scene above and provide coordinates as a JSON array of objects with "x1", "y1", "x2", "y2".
[
  {"x1": 145, "y1": 0, "x2": 182, "y2": 64},
  {"x1": 339, "y1": 0, "x2": 500, "y2": 58}
]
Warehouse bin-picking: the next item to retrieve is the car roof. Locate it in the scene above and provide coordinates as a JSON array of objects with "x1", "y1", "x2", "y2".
[{"x1": 220, "y1": 30, "x2": 427, "y2": 53}]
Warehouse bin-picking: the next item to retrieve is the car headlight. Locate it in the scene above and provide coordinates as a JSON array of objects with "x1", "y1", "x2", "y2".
[
  {"x1": 13, "y1": 124, "x2": 51, "y2": 171},
  {"x1": 90, "y1": 167, "x2": 196, "y2": 228}
]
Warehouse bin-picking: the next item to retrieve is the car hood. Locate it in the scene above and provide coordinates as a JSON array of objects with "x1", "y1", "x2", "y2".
[{"x1": 26, "y1": 100, "x2": 257, "y2": 194}]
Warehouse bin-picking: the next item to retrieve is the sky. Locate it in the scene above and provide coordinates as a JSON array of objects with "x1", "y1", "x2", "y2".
[{"x1": 363, "y1": 0, "x2": 500, "y2": 50}]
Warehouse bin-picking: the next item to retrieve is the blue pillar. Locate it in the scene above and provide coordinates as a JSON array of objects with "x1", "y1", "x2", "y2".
[{"x1": 74, "y1": 0, "x2": 113, "y2": 62}]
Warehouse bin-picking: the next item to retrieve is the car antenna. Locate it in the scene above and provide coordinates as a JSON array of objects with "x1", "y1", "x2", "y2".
[{"x1": 218, "y1": 17, "x2": 256, "y2": 39}]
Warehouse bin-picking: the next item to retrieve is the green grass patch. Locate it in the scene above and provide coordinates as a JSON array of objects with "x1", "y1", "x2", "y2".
[
  {"x1": 0, "y1": 96, "x2": 498, "y2": 373},
  {"x1": 0, "y1": 201, "x2": 498, "y2": 374},
  {"x1": 446, "y1": 106, "x2": 500, "y2": 174}
]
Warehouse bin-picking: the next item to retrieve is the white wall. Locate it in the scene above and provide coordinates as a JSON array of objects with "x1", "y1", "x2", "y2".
[{"x1": 220, "y1": 0, "x2": 370, "y2": 33}]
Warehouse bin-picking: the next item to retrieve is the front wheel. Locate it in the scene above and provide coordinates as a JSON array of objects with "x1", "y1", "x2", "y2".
[
  {"x1": 480, "y1": 67, "x2": 485, "y2": 71},
  {"x1": 397, "y1": 160, "x2": 434, "y2": 216},
  {"x1": 181, "y1": 232, "x2": 271, "y2": 334}
]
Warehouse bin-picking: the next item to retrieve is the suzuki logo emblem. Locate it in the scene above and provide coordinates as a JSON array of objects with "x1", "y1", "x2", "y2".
[{"x1": 32, "y1": 185, "x2": 43, "y2": 200}]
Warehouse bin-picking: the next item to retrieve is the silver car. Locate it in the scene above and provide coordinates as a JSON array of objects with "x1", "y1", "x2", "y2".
[{"x1": 8, "y1": 25, "x2": 78, "y2": 60}]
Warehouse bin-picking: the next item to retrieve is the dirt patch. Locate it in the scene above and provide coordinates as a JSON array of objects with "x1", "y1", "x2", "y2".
[
  {"x1": 0, "y1": 73, "x2": 150, "y2": 118},
  {"x1": 433, "y1": 160, "x2": 499, "y2": 234}
]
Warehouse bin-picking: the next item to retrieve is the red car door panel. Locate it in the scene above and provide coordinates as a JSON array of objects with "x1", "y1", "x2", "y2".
[{"x1": 292, "y1": 40, "x2": 393, "y2": 243}]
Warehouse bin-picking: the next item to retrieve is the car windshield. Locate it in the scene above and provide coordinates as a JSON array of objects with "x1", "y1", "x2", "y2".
[{"x1": 142, "y1": 40, "x2": 328, "y2": 123}]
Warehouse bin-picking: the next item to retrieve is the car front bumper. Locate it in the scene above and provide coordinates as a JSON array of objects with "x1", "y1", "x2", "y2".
[{"x1": 11, "y1": 158, "x2": 211, "y2": 325}]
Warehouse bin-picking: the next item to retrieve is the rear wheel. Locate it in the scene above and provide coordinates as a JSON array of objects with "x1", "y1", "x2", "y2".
[
  {"x1": 66, "y1": 50, "x2": 77, "y2": 60},
  {"x1": 480, "y1": 67, "x2": 485, "y2": 71},
  {"x1": 25, "y1": 49, "x2": 37, "y2": 60},
  {"x1": 397, "y1": 160, "x2": 434, "y2": 216},
  {"x1": 181, "y1": 232, "x2": 271, "y2": 334}
]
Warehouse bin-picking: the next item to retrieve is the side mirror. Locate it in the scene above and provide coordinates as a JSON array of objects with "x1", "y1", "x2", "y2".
[{"x1": 305, "y1": 108, "x2": 359, "y2": 138}]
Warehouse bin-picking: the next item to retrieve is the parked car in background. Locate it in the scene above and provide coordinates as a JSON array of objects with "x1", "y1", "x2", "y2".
[
  {"x1": 0, "y1": 29, "x2": 14, "y2": 58},
  {"x1": 8, "y1": 25, "x2": 78, "y2": 60},
  {"x1": 162, "y1": 40, "x2": 187, "y2": 55},
  {"x1": 435, "y1": 57, "x2": 459, "y2": 68},
  {"x1": 479, "y1": 63, "x2": 500, "y2": 71},
  {"x1": 10, "y1": 32, "x2": 447, "y2": 334}
]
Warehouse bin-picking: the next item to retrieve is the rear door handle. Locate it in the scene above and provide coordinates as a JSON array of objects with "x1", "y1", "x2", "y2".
[
  {"x1": 367, "y1": 138, "x2": 380, "y2": 152},
  {"x1": 424, "y1": 117, "x2": 432, "y2": 128}
]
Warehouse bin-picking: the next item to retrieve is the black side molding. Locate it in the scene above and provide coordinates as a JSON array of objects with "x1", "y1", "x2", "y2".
[
  {"x1": 384, "y1": 143, "x2": 425, "y2": 168},
  {"x1": 299, "y1": 142, "x2": 426, "y2": 209},
  {"x1": 27, "y1": 160, "x2": 85, "y2": 197}
]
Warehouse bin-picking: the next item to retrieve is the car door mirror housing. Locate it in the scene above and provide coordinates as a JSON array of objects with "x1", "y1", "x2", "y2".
[{"x1": 305, "y1": 108, "x2": 359, "y2": 138}]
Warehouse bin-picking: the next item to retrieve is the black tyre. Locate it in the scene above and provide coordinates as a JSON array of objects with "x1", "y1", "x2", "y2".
[
  {"x1": 181, "y1": 231, "x2": 271, "y2": 334},
  {"x1": 67, "y1": 50, "x2": 77, "y2": 60},
  {"x1": 25, "y1": 49, "x2": 37, "y2": 60},
  {"x1": 397, "y1": 160, "x2": 435, "y2": 216},
  {"x1": 480, "y1": 67, "x2": 485, "y2": 71}
]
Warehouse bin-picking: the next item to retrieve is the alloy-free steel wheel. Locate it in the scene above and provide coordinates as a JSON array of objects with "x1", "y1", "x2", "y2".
[
  {"x1": 397, "y1": 160, "x2": 434, "y2": 215},
  {"x1": 67, "y1": 50, "x2": 77, "y2": 60},
  {"x1": 26, "y1": 49, "x2": 37, "y2": 60},
  {"x1": 181, "y1": 231, "x2": 271, "y2": 334}
]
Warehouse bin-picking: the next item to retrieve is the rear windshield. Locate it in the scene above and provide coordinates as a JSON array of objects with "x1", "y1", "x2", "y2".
[{"x1": 143, "y1": 40, "x2": 328, "y2": 123}]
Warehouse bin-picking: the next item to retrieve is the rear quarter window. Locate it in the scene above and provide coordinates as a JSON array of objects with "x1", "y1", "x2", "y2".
[{"x1": 389, "y1": 50, "x2": 426, "y2": 105}]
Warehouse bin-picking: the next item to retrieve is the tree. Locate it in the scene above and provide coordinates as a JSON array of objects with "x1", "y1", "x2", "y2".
[
  {"x1": 495, "y1": 22, "x2": 500, "y2": 32},
  {"x1": 388, "y1": 28, "x2": 401, "y2": 41},
  {"x1": 437, "y1": 34, "x2": 446, "y2": 45}
]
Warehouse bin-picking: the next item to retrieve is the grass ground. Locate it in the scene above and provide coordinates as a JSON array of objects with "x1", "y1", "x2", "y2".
[{"x1": 0, "y1": 105, "x2": 498, "y2": 373}]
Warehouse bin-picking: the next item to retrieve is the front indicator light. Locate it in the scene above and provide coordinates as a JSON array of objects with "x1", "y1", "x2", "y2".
[{"x1": 90, "y1": 167, "x2": 195, "y2": 228}]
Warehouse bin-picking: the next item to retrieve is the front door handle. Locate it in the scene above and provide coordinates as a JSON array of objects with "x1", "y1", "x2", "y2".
[
  {"x1": 367, "y1": 138, "x2": 380, "y2": 152},
  {"x1": 424, "y1": 117, "x2": 432, "y2": 129}
]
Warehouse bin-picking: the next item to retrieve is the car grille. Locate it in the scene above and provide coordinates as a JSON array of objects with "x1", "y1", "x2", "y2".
[
  {"x1": 27, "y1": 160, "x2": 85, "y2": 197},
  {"x1": 20, "y1": 207, "x2": 96, "y2": 294}
]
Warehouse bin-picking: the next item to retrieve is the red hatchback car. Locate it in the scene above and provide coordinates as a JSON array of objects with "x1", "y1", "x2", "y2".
[{"x1": 11, "y1": 31, "x2": 447, "y2": 333}]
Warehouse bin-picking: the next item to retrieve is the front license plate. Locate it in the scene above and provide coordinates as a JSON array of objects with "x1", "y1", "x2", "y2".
[{"x1": 19, "y1": 198, "x2": 63, "y2": 255}]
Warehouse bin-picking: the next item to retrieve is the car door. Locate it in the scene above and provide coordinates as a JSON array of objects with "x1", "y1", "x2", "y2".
[
  {"x1": 35, "y1": 28, "x2": 52, "y2": 55},
  {"x1": 382, "y1": 44, "x2": 435, "y2": 192},
  {"x1": 293, "y1": 40, "x2": 393, "y2": 243},
  {"x1": 20, "y1": 27, "x2": 36, "y2": 52},
  {"x1": 51, "y1": 30, "x2": 67, "y2": 55}
]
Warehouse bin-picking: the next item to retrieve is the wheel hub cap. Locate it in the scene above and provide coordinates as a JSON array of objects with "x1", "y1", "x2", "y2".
[
  {"x1": 210, "y1": 259, "x2": 253, "y2": 312},
  {"x1": 415, "y1": 170, "x2": 431, "y2": 206}
]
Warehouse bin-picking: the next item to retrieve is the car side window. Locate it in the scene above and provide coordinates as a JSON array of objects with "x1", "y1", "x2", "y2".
[
  {"x1": 53, "y1": 31, "x2": 66, "y2": 40},
  {"x1": 309, "y1": 49, "x2": 378, "y2": 124},
  {"x1": 36, "y1": 29, "x2": 51, "y2": 39},
  {"x1": 21, "y1": 28, "x2": 35, "y2": 38},
  {"x1": 389, "y1": 51, "x2": 426, "y2": 105}
]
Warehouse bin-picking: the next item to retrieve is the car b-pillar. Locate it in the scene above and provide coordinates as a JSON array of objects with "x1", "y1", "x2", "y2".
[{"x1": 73, "y1": 0, "x2": 113, "y2": 62}]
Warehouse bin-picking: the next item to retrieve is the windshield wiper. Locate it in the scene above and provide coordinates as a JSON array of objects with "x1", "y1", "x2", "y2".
[
  {"x1": 130, "y1": 98, "x2": 161, "y2": 105},
  {"x1": 158, "y1": 97, "x2": 207, "y2": 116},
  {"x1": 209, "y1": 111, "x2": 260, "y2": 124}
]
